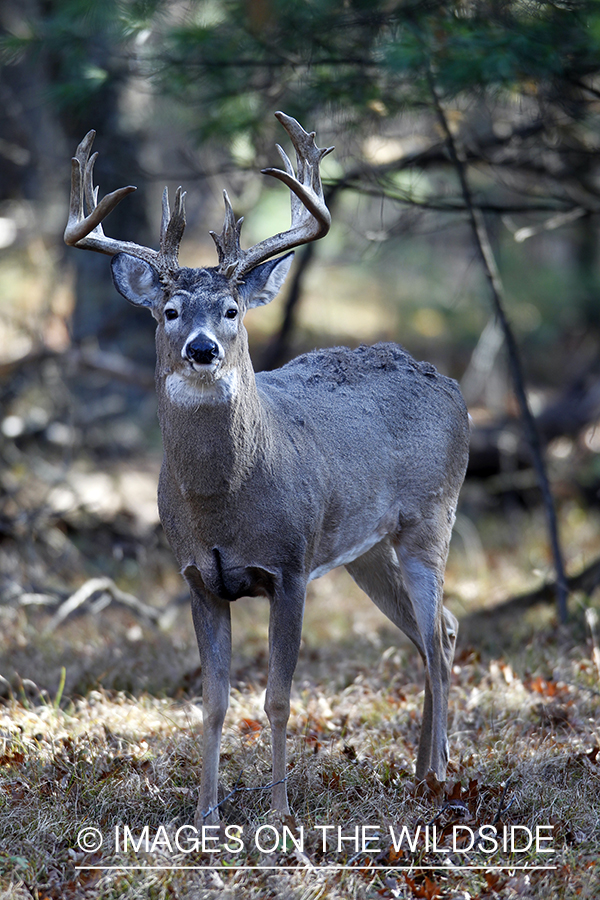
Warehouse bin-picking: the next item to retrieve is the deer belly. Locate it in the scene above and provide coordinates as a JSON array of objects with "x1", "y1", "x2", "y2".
[{"x1": 308, "y1": 531, "x2": 383, "y2": 581}]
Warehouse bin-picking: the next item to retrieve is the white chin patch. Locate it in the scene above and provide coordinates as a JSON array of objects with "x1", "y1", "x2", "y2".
[
  {"x1": 188, "y1": 359, "x2": 220, "y2": 376},
  {"x1": 165, "y1": 369, "x2": 238, "y2": 407}
]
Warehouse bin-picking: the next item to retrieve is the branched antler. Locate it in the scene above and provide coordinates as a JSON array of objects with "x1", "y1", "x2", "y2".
[
  {"x1": 210, "y1": 111, "x2": 334, "y2": 281},
  {"x1": 209, "y1": 192, "x2": 245, "y2": 279},
  {"x1": 65, "y1": 114, "x2": 333, "y2": 283},
  {"x1": 64, "y1": 130, "x2": 186, "y2": 276}
]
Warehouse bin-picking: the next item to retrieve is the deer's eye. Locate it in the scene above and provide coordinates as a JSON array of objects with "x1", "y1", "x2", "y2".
[
  {"x1": 225, "y1": 307, "x2": 238, "y2": 319},
  {"x1": 164, "y1": 308, "x2": 179, "y2": 321}
]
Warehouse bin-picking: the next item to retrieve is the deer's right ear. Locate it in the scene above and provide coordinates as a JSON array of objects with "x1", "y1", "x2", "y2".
[{"x1": 111, "y1": 253, "x2": 164, "y2": 310}]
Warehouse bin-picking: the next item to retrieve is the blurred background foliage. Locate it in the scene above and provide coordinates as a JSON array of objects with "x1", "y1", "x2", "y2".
[{"x1": 1, "y1": 0, "x2": 600, "y2": 656}]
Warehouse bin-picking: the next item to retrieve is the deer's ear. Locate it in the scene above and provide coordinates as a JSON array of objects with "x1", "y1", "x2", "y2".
[
  {"x1": 111, "y1": 253, "x2": 164, "y2": 309},
  {"x1": 239, "y1": 252, "x2": 294, "y2": 309}
]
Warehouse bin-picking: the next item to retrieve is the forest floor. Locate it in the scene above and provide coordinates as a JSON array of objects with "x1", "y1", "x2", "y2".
[{"x1": 0, "y1": 424, "x2": 599, "y2": 899}]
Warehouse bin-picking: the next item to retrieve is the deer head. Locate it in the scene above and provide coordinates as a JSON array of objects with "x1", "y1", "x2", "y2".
[{"x1": 65, "y1": 113, "x2": 333, "y2": 398}]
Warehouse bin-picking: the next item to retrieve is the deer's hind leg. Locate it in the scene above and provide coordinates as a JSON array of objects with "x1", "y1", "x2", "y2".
[
  {"x1": 393, "y1": 520, "x2": 457, "y2": 781},
  {"x1": 345, "y1": 538, "x2": 457, "y2": 781}
]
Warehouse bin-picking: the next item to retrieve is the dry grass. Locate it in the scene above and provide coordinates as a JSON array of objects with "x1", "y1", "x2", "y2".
[{"x1": 1, "y1": 547, "x2": 599, "y2": 899}]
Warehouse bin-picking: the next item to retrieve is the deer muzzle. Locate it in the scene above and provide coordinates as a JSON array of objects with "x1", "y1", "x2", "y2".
[{"x1": 185, "y1": 337, "x2": 221, "y2": 366}]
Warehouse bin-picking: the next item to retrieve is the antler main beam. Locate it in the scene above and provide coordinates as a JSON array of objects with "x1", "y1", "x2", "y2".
[
  {"x1": 64, "y1": 130, "x2": 186, "y2": 276},
  {"x1": 211, "y1": 111, "x2": 334, "y2": 281}
]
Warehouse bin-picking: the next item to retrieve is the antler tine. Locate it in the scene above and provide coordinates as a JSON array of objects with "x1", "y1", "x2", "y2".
[
  {"x1": 160, "y1": 187, "x2": 171, "y2": 246},
  {"x1": 64, "y1": 130, "x2": 187, "y2": 274},
  {"x1": 160, "y1": 186, "x2": 187, "y2": 269},
  {"x1": 217, "y1": 112, "x2": 334, "y2": 282},
  {"x1": 274, "y1": 142, "x2": 303, "y2": 226},
  {"x1": 84, "y1": 151, "x2": 100, "y2": 217},
  {"x1": 210, "y1": 191, "x2": 245, "y2": 279}
]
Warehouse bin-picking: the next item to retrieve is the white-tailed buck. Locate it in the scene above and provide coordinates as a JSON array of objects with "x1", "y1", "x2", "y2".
[{"x1": 65, "y1": 113, "x2": 469, "y2": 825}]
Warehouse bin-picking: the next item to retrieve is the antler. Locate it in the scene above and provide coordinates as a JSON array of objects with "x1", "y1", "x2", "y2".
[
  {"x1": 210, "y1": 111, "x2": 334, "y2": 281},
  {"x1": 64, "y1": 130, "x2": 186, "y2": 277}
]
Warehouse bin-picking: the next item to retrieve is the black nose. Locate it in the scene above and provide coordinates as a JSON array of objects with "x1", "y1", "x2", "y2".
[{"x1": 186, "y1": 338, "x2": 219, "y2": 365}]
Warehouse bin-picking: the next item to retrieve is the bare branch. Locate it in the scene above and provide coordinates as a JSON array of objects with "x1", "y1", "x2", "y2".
[{"x1": 427, "y1": 70, "x2": 569, "y2": 624}]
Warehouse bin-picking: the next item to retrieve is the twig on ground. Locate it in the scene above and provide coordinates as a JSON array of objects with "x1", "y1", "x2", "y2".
[{"x1": 44, "y1": 576, "x2": 161, "y2": 633}]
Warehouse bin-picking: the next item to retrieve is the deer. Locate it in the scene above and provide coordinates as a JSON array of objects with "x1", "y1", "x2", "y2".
[{"x1": 64, "y1": 112, "x2": 470, "y2": 827}]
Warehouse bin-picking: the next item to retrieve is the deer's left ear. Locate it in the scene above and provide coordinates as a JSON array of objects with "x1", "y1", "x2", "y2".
[{"x1": 239, "y1": 252, "x2": 294, "y2": 309}]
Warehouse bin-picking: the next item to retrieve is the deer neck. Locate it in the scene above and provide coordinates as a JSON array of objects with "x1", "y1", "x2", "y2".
[{"x1": 156, "y1": 353, "x2": 267, "y2": 500}]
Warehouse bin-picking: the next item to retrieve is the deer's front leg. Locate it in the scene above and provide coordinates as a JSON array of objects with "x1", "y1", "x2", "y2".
[
  {"x1": 265, "y1": 585, "x2": 306, "y2": 815},
  {"x1": 188, "y1": 576, "x2": 232, "y2": 827}
]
